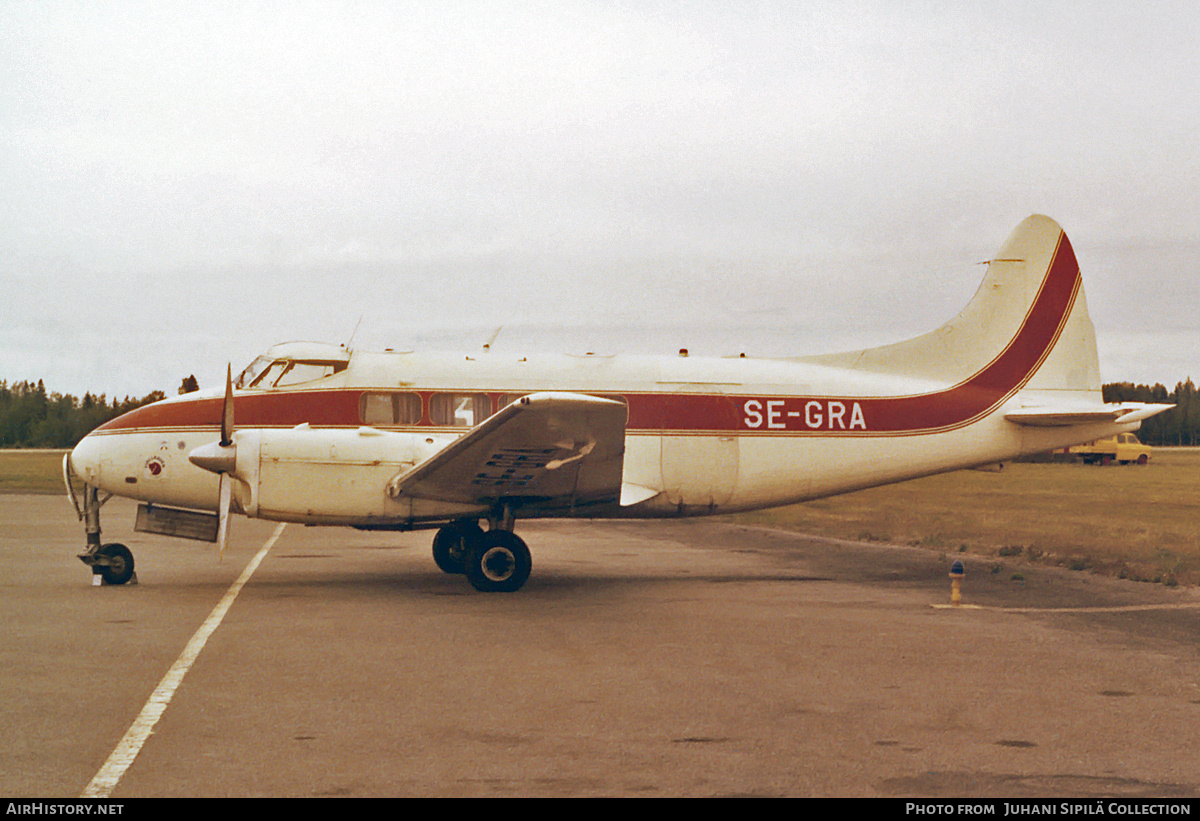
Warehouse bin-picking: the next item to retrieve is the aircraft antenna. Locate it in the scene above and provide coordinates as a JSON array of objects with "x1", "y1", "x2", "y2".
[
  {"x1": 483, "y1": 326, "x2": 503, "y2": 352},
  {"x1": 346, "y1": 314, "x2": 364, "y2": 350}
]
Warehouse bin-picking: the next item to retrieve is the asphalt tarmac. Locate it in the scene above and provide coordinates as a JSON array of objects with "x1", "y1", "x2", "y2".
[{"x1": 3, "y1": 493, "x2": 1200, "y2": 798}]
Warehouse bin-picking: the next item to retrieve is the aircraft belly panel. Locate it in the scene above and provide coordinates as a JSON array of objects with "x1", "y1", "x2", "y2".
[
  {"x1": 657, "y1": 387, "x2": 740, "y2": 511},
  {"x1": 660, "y1": 433, "x2": 739, "y2": 510},
  {"x1": 620, "y1": 433, "x2": 662, "y2": 500}
]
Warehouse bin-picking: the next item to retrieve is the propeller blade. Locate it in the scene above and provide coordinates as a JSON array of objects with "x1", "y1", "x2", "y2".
[
  {"x1": 220, "y1": 364, "x2": 234, "y2": 447},
  {"x1": 216, "y1": 472, "x2": 232, "y2": 560}
]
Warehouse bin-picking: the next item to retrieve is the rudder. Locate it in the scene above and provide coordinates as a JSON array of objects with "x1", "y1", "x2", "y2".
[{"x1": 797, "y1": 215, "x2": 1101, "y2": 398}]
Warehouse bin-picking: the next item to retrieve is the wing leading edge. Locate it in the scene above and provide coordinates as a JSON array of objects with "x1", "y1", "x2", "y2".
[{"x1": 386, "y1": 392, "x2": 628, "y2": 510}]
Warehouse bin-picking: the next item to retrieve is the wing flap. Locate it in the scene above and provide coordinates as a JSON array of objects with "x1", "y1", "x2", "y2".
[
  {"x1": 386, "y1": 392, "x2": 627, "y2": 508},
  {"x1": 619, "y1": 482, "x2": 659, "y2": 507}
]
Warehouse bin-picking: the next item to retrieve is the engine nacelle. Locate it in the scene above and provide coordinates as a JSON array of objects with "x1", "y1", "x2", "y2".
[{"x1": 232, "y1": 425, "x2": 464, "y2": 525}]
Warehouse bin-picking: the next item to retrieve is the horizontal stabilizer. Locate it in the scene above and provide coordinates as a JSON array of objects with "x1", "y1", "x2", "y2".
[{"x1": 1004, "y1": 403, "x2": 1173, "y2": 427}]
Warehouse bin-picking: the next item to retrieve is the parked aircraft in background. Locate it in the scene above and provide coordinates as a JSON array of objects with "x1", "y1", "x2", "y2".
[{"x1": 64, "y1": 216, "x2": 1172, "y2": 591}]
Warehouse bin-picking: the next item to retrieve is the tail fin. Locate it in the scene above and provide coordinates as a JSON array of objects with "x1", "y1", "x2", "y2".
[{"x1": 798, "y1": 215, "x2": 1101, "y2": 396}]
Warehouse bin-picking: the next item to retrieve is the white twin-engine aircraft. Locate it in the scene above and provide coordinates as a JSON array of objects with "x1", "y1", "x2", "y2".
[{"x1": 64, "y1": 215, "x2": 1171, "y2": 592}]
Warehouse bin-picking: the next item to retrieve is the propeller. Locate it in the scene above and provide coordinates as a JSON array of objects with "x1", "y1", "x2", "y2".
[
  {"x1": 188, "y1": 365, "x2": 236, "y2": 559},
  {"x1": 221, "y1": 362, "x2": 235, "y2": 447},
  {"x1": 215, "y1": 471, "x2": 232, "y2": 559}
]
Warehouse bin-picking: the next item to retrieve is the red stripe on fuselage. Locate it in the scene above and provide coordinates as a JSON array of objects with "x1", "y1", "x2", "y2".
[
  {"x1": 91, "y1": 389, "x2": 364, "y2": 433},
  {"x1": 93, "y1": 234, "x2": 1079, "y2": 438}
]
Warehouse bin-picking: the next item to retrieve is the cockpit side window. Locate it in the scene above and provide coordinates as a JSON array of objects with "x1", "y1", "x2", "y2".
[
  {"x1": 252, "y1": 361, "x2": 289, "y2": 389},
  {"x1": 274, "y1": 361, "x2": 343, "y2": 387},
  {"x1": 236, "y1": 358, "x2": 348, "y2": 390}
]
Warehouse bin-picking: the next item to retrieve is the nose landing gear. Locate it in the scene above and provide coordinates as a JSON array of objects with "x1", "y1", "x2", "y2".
[{"x1": 66, "y1": 457, "x2": 138, "y2": 586}]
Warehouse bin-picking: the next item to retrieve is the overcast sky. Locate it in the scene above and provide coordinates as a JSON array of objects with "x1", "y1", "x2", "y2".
[{"x1": 3, "y1": 1, "x2": 1198, "y2": 398}]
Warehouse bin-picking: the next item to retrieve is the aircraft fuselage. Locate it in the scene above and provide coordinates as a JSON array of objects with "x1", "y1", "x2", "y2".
[{"x1": 70, "y1": 347, "x2": 1129, "y2": 528}]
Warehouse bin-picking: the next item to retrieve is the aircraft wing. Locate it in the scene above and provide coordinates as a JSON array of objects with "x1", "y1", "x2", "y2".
[
  {"x1": 1004, "y1": 403, "x2": 1173, "y2": 427},
  {"x1": 385, "y1": 392, "x2": 628, "y2": 509}
]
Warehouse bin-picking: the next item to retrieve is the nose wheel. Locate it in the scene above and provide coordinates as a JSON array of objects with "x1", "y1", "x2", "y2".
[{"x1": 93, "y1": 543, "x2": 136, "y2": 586}]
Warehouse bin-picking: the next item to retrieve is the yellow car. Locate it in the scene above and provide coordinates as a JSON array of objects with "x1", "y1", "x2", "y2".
[{"x1": 1068, "y1": 433, "x2": 1152, "y2": 465}]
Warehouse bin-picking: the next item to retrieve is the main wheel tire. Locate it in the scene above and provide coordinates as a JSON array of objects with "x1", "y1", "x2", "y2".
[
  {"x1": 465, "y1": 531, "x2": 531, "y2": 593},
  {"x1": 432, "y1": 521, "x2": 483, "y2": 575},
  {"x1": 97, "y1": 543, "x2": 135, "y2": 586}
]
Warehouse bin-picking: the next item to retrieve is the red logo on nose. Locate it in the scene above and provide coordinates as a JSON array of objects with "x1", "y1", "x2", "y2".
[{"x1": 146, "y1": 458, "x2": 164, "y2": 476}]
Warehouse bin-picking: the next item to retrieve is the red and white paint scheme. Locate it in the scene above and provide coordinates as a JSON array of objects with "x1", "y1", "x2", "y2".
[{"x1": 65, "y1": 216, "x2": 1172, "y2": 591}]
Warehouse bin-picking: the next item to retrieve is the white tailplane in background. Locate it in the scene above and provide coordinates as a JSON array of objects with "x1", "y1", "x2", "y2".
[{"x1": 65, "y1": 216, "x2": 1172, "y2": 591}]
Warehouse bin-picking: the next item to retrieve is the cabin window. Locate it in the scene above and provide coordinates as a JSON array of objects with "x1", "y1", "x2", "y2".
[
  {"x1": 359, "y1": 392, "x2": 422, "y2": 425},
  {"x1": 430, "y1": 393, "x2": 490, "y2": 427}
]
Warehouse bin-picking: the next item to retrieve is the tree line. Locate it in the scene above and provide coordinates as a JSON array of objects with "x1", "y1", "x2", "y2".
[
  {"x1": 0, "y1": 380, "x2": 166, "y2": 448},
  {"x1": 0, "y1": 376, "x2": 1196, "y2": 449},
  {"x1": 1103, "y1": 379, "x2": 1197, "y2": 446}
]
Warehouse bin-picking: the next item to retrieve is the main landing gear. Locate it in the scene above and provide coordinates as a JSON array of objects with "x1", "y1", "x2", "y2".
[{"x1": 431, "y1": 514, "x2": 532, "y2": 593}]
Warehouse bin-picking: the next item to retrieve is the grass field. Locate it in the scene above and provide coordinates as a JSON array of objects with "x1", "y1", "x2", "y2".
[
  {"x1": 726, "y1": 448, "x2": 1200, "y2": 588},
  {"x1": 6, "y1": 448, "x2": 1198, "y2": 587},
  {"x1": 0, "y1": 450, "x2": 70, "y2": 495}
]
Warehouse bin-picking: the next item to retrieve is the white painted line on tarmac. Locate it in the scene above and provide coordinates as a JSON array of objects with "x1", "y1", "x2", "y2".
[
  {"x1": 932, "y1": 601, "x2": 1200, "y2": 613},
  {"x1": 81, "y1": 523, "x2": 287, "y2": 799}
]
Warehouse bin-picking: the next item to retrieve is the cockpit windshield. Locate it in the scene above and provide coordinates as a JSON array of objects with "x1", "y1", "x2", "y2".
[
  {"x1": 233, "y1": 342, "x2": 351, "y2": 390},
  {"x1": 234, "y1": 356, "x2": 274, "y2": 389}
]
